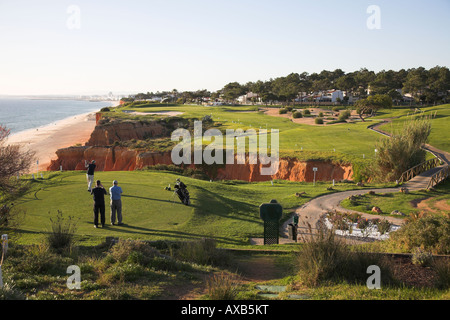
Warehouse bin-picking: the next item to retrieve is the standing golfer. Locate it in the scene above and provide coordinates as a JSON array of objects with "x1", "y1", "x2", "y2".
[
  {"x1": 109, "y1": 180, "x2": 123, "y2": 225},
  {"x1": 91, "y1": 180, "x2": 107, "y2": 228},
  {"x1": 85, "y1": 160, "x2": 96, "y2": 192}
]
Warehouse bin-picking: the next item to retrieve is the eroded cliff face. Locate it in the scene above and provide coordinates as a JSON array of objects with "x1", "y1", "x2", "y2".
[
  {"x1": 48, "y1": 117, "x2": 353, "y2": 181},
  {"x1": 47, "y1": 146, "x2": 353, "y2": 182},
  {"x1": 87, "y1": 115, "x2": 190, "y2": 147}
]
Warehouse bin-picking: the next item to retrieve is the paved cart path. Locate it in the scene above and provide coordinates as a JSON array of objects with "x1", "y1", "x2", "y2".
[{"x1": 280, "y1": 118, "x2": 450, "y2": 242}]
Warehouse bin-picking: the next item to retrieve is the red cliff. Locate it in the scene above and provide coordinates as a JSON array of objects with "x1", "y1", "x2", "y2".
[
  {"x1": 86, "y1": 119, "x2": 170, "y2": 146},
  {"x1": 47, "y1": 146, "x2": 353, "y2": 182}
]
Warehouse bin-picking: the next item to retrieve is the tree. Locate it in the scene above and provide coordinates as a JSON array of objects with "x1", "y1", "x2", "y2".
[
  {"x1": 425, "y1": 66, "x2": 450, "y2": 104},
  {"x1": 402, "y1": 67, "x2": 428, "y2": 103},
  {"x1": 0, "y1": 125, "x2": 35, "y2": 191},
  {"x1": 221, "y1": 82, "x2": 246, "y2": 102},
  {"x1": 336, "y1": 74, "x2": 356, "y2": 97},
  {"x1": 354, "y1": 68, "x2": 376, "y2": 99},
  {"x1": 271, "y1": 73, "x2": 300, "y2": 105},
  {"x1": 355, "y1": 94, "x2": 392, "y2": 121}
]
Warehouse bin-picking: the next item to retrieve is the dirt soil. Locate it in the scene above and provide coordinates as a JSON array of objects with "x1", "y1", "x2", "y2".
[
  {"x1": 411, "y1": 196, "x2": 450, "y2": 214},
  {"x1": 390, "y1": 255, "x2": 438, "y2": 288}
]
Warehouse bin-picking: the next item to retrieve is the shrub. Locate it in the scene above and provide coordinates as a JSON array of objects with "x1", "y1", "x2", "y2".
[
  {"x1": 46, "y1": 210, "x2": 78, "y2": 253},
  {"x1": 315, "y1": 117, "x2": 324, "y2": 124},
  {"x1": 0, "y1": 282, "x2": 26, "y2": 300},
  {"x1": 303, "y1": 109, "x2": 311, "y2": 115},
  {"x1": 338, "y1": 110, "x2": 351, "y2": 121},
  {"x1": 107, "y1": 239, "x2": 159, "y2": 265},
  {"x1": 411, "y1": 247, "x2": 433, "y2": 267},
  {"x1": 374, "y1": 115, "x2": 432, "y2": 182},
  {"x1": 206, "y1": 272, "x2": 239, "y2": 300},
  {"x1": 433, "y1": 259, "x2": 450, "y2": 289},
  {"x1": 292, "y1": 111, "x2": 303, "y2": 118},
  {"x1": 278, "y1": 108, "x2": 288, "y2": 114},
  {"x1": 318, "y1": 112, "x2": 324, "y2": 117},
  {"x1": 296, "y1": 220, "x2": 394, "y2": 287},
  {"x1": 100, "y1": 107, "x2": 110, "y2": 112},
  {"x1": 388, "y1": 216, "x2": 450, "y2": 254},
  {"x1": 376, "y1": 219, "x2": 392, "y2": 235}
]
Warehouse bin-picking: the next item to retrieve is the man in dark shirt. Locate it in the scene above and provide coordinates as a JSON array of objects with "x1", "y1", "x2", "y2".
[
  {"x1": 90, "y1": 180, "x2": 107, "y2": 228},
  {"x1": 85, "y1": 160, "x2": 96, "y2": 192}
]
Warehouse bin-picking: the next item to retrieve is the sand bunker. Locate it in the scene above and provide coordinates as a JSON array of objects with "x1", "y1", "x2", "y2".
[
  {"x1": 262, "y1": 107, "x2": 359, "y2": 125},
  {"x1": 123, "y1": 111, "x2": 183, "y2": 117}
]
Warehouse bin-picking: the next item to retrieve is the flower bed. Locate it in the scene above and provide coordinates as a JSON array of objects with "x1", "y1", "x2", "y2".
[{"x1": 324, "y1": 211, "x2": 401, "y2": 241}]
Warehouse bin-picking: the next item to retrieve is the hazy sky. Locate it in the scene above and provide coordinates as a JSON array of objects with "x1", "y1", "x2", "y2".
[{"x1": 0, "y1": 0, "x2": 449, "y2": 95}]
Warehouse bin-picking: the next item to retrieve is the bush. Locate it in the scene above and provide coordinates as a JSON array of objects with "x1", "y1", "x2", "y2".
[
  {"x1": 315, "y1": 117, "x2": 324, "y2": 124},
  {"x1": 318, "y1": 112, "x2": 324, "y2": 117},
  {"x1": 303, "y1": 109, "x2": 311, "y2": 115},
  {"x1": 100, "y1": 107, "x2": 110, "y2": 112},
  {"x1": 376, "y1": 219, "x2": 392, "y2": 235},
  {"x1": 278, "y1": 108, "x2": 288, "y2": 114},
  {"x1": 292, "y1": 111, "x2": 303, "y2": 118},
  {"x1": 206, "y1": 272, "x2": 239, "y2": 300},
  {"x1": 388, "y1": 216, "x2": 450, "y2": 254},
  {"x1": 107, "y1": 239, "x2": 159, "y2": 265},
  {"x1": 46, "y1": 210, "x2": 78, "y2": 253},
  {"x1": 338, "y1": 110, "x2": 351, "y2": 121},
  {"x1": 433, "y1": 258, "x2": 450, "y2": 289},
  {"x1": 411, "y1": 247, "x2": 433, "y2": 267},
  {"x1": 375, "y1": 116, "x2": 432, "y2": 182},
  {"x1": 296, "y1": 220, "x2": 394, "y2": 287}
]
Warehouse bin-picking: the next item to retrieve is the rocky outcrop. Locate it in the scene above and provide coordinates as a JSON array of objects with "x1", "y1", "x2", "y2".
[
  {"x1": 47, "y1": 146, "x2": 353, "y2": 182},
  {"x1": 86, "y1": 118, "x2": 186, "y2": 146}
]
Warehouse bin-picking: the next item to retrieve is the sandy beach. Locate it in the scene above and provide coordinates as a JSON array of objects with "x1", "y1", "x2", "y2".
[{"x1": 6, "y1": 111, "x2": 98, "y2": 172}]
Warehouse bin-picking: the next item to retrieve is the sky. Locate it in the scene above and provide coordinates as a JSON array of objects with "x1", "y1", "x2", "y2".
[{"x1": 0, "y1": 0, "x2": 449, "y2": 96}]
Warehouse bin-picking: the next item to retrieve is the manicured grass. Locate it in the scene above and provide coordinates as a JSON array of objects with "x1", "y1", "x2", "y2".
[
  {"x1": 8, "y1": 171, "x2": 391, "y2": 247},
  {"x1": 340, "y1": 179, "x2": 450, "y2": 217},
  {"x1": 376, "y1": 104, "x2": 450, "y2": 153},
  {"x1": 106, "y1": 103, "x2": 388, "y2": 164}
]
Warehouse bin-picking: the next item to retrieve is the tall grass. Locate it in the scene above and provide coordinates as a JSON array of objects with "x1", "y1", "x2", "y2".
[
  {"x1": 46, "y1": 210, "x2": 78, "y2": 253},
  {"x1": 206, "y1": 272, "x2": 239, "y2": 300},
  {"x1": 375, "y1": 114, "x2": 432, "y2": 181},
  {"x1": 296, "y1": 219, "x2": 394, "y2": 287}
]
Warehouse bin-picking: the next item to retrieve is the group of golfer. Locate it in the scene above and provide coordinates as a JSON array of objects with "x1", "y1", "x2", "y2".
[{"x1": 85, "y1": 160, "x2": 123, "y2": 228}]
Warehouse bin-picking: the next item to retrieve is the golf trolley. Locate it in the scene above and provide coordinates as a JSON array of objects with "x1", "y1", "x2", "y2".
[{"x1": 168, "y1": 180, "x2": 191, "y2": 206}]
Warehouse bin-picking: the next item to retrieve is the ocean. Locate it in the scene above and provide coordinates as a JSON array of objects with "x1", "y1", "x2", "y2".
[{"x1": 0, "y1": 98, "x2": 113, "y2": 135}]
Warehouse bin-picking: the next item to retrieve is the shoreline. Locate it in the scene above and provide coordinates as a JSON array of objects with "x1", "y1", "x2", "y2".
[
  {"x1": 5, "y1": 100, "x2": 120, "y2": 173},
  {"x1": 6, "y1": 111, "x2": 99, "y2": 173}
]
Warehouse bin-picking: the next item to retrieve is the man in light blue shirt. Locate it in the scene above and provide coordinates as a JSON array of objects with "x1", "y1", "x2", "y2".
[{"x1": 109, "y1": 180, "x2": 123, "y2": 225}]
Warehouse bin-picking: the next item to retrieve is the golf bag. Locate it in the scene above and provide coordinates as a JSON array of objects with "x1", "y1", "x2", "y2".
[{"x1": 174, "y1": 181, "x2": 190, "y2": 205}]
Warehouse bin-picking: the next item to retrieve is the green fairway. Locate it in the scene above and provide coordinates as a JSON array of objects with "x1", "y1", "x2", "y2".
[
  {"x1": 376, "y1": 104, "x2": 450, "y2": 153},
  {"x1": 107, "y1": 103, "x2": 387, "y2": 162},
  {"x1": 9, "y1": 171, "x2": 390, "y2": 247}
]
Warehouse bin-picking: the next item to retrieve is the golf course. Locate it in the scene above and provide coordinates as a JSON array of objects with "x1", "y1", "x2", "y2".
[{"x1": 1, "y1": 102, "x2": 449, "y2": 300}]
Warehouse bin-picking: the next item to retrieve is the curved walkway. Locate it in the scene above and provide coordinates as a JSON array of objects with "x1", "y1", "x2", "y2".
[{"x1": 282, "y1": 117, "x2": 450, "y2": 242}]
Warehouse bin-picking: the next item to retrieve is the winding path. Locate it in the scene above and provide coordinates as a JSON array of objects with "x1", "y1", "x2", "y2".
[{"x1": 282, "y1": 117, "x2": 450, "y2": 242}]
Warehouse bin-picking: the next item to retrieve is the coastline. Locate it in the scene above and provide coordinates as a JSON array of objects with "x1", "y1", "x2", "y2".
[{"x1": 5, "y1": 101, "x2": 119, "y2": 173}]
